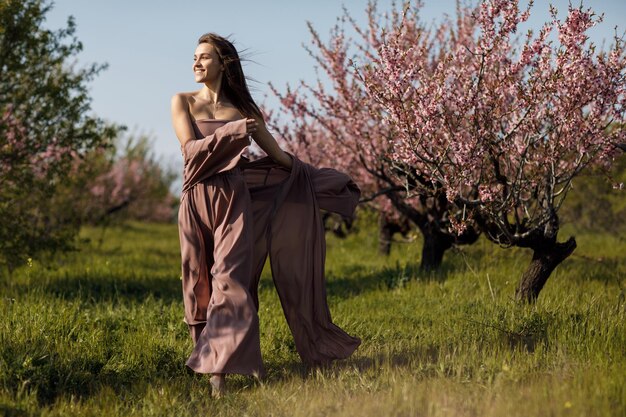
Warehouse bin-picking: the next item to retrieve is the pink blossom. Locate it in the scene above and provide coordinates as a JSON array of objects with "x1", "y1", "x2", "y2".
[{"x1": 359, "y1": 0, "x2": 625, "y2": 244}]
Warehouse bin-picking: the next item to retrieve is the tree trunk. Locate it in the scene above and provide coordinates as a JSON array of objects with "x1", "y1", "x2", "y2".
[
  {"x1": 515, "y1": 236, "x2": 577, "y2": 302},
  {"x1": 378, "y1": 213, "x2": 395, "y2": 255},
  {"x1": 378, "y1": 213, "x2": 411, "y2": 255},
  {"x1": 420, "y1": 230, "x2": 453, "y2": 271}
]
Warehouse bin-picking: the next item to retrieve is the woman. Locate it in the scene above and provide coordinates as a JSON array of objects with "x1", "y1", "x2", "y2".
[{"x1": 171, "y1": 33, "x2": 360, "y2": 397}]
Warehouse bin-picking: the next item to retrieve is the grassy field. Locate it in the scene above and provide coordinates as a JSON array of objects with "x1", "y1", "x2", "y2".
[{"x1": 0, "y1": 215, "x2": 624, "y2": 416}]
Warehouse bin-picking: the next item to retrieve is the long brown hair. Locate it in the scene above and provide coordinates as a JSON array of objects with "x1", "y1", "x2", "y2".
[{"x1": 198, "y1": 33, "x2": 263, "y2": 120}]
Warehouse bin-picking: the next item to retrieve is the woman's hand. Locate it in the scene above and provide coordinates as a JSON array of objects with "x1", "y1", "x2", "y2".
[
  {"x1": 249, "y1": 117, "x2": 293, "y2": 169},
  {"x1": 246, "y1": 118, "x2": 258, "y2": 134}
]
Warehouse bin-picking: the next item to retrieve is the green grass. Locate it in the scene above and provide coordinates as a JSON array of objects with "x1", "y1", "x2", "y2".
[{"x1": 0, "y1": 217, "x2": 624, "y2": 416}]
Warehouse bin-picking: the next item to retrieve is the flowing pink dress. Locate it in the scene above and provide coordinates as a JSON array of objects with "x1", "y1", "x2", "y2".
[{"x1": 178, "y1": 118, "x2": 360, "y2": 377}]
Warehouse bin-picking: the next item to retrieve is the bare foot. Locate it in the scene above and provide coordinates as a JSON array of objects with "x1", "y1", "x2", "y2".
[{"x1": 209, "y1": 374, "x2": 226, "y2": 398}]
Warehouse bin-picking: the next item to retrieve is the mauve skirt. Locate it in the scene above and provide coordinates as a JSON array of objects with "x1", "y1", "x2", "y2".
[{"x1": 178, "y1": 167, "x2": 263, "y2": 377}]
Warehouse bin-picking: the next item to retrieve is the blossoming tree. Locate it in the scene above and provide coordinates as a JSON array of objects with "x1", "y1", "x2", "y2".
[
  {"x1": 358, "y1": 0, "x2": 626, "y2": 300},
  {"x1": 84, "y1": 135, "x2": 178, "y2": 224},
  {"x1": 270, "y1": 3, "x2": 480, "y2": 270}
]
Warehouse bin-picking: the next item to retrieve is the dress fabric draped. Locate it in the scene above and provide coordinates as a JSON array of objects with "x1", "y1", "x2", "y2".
[{"x1": 178, "y1": 118, "x2": 361, "y2": 376}]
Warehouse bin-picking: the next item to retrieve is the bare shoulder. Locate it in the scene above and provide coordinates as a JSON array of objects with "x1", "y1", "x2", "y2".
[
  {"x1": 171, "y1": 92, "x2": 198, "y2": 119},
  {"x1": 171, "y1": 91, "x2": 195, "y2": 106}
]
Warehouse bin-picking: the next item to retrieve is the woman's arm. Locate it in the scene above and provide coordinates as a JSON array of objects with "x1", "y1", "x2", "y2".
[
  {"x1": 250, "y1": 118, "x2": 293, "y2": 169},
  {"x1": 171, "y1": 94, "x2": 196, "y2": 148}
]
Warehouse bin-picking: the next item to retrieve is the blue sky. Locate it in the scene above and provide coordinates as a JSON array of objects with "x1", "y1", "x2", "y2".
[{"x1": 44, "y1": 0, "x2": 626, "y2": 169}]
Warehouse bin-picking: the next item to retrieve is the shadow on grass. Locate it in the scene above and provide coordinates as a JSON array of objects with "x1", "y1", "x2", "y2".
[
  {"x1": 2, "y1": 324, "x2": 551, "y2": 409},
  {"x1": 254, "y1": 345, "x2": 441, "y2": 387},
  {"x1": 3, "y1": 332, "x2": 552, "y2": 411},
  {"x1": 324, "y1": 261, "x2": 460, "y2": 300},
  {"x1": 257, "y1": 260, "x2": 460, "y2": 305},
  {"x1": 13, "y1": 272, "x2": 181, "y2": 304},
  {"x1": 2, "y1": 337, "x2": 192, "y2": 407}
]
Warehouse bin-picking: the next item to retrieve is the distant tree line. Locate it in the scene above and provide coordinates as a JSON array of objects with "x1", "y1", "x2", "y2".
[{"x1": 0, "y1": 0, "x2": 177, "y2": 274}]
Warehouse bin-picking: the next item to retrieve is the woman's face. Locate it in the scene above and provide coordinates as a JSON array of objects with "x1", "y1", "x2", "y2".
[{"x1": 193, "y1": 43, "x2": 222, "y2": 84}]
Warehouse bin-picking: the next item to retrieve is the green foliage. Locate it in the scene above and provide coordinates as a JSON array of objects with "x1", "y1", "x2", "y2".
[
  {"x1": 0, "y1": 218, "x2": 624, "y2": 416},
  {"x1": 0, "y1": 0, "x2": 121, "y2": 272}
]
